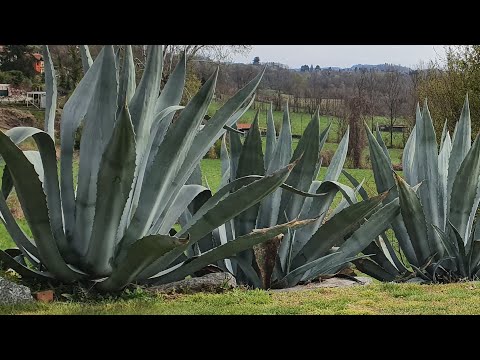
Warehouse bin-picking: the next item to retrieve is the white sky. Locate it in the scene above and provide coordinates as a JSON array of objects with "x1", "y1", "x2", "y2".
[{"x1": 231, "y1": 45, "x2": 446, "y2": 69}]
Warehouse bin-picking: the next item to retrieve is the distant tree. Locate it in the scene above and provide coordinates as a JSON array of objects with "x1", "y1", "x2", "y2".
[
  {"x1": 253, "y1": 56, "x2": 260, "y2": 65},
  {"x1": 310, "y1": 64, "x2": 314, "y2": 72},
  {"x1": 300, "y1": 65, "x2": 310, "y2": 72},
  {"x1": 0, "y1": 45, "x2": 36, "y2": 78},
  {"x1": 315, "y1": 65, "x2": 320, "y2": 71}
]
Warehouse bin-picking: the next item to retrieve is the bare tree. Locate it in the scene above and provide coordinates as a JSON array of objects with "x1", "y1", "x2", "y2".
[{"x1": 382, "y1": 69, "x2": 404, "y2": 147}]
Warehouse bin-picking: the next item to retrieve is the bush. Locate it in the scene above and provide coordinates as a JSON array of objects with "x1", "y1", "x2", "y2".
[
  {"x1": 203, "y1": 138, "x2": 222, "y2": 159},
  {"x1": 319, "y1": 149, "x2": 334, "y2": 166}
]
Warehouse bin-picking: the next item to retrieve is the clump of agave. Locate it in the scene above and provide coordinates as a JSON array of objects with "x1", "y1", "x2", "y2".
[
  {"x1": 0, "y1": 45, "x2": 314, "y2": 292},
  {"x1": 158, "y1": 103, "x2": 401, "y2": 289},
  {"x1": 357, "y1": 96, "x2": 480, "y2": 282}
]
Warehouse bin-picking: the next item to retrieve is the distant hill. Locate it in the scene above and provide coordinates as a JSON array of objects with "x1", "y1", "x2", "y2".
[{"x1": 293, "y1": 63, "x2": 413, "y2": 73}]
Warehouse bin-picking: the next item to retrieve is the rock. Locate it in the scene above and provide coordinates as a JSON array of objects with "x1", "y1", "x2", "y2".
[
  {"x1": 271, "y1": 276, "x2": 373, "y2": 293},
  {"x1": 149, "y1": 273, "x2": 237, "y2": 294},
  {"x1": 0, "y1": 277, "x2": 33, "y2": 304}
]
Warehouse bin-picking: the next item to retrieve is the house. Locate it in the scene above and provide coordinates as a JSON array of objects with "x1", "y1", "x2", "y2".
[
  {"x1": 32, "y1": 53, "x2": 44, "y2": 74},
  {"x1": 237, "y1": 123, "x2": 252, "y2": 133},
  {"x1": 0, "y1": 84, "x2": 10, "y2": 97}
]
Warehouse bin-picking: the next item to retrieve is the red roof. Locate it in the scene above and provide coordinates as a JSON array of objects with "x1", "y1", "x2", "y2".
[
  {"x1": 237, "y1": 123, "x2": 252, "y2": 130},
  {"x1": 32, "y1": 53, "x2": 43, "y2": 61}
]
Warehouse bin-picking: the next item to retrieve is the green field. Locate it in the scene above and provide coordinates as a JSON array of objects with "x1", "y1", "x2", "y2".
[{"x1": 2, "y1": 283, "x2": 480, "y2": 315}]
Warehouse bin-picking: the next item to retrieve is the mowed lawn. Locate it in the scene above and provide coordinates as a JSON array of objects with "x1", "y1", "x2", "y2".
[{"x1": 2, "y1": 282, "x2": 480, "y2": 315}]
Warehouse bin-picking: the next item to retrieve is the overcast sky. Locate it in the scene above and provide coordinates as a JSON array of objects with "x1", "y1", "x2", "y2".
[{"x1": 231, "y1": 45, "x2": 446, "y2": 69}]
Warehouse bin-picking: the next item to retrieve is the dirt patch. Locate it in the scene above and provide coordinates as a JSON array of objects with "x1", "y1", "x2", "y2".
[
  {"x1": 270, "y1": 276, "x2": 373, "y2": 293},
  {"x1": 0, "y1": 108, "x2": 37, "y2": 130}
]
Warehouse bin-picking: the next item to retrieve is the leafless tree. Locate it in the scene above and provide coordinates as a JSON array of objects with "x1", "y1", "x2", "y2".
[{"x1": 382, "y1": 69, "x2": 404, "y2": 147}]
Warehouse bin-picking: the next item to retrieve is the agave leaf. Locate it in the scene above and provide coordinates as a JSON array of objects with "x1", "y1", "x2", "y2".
[
  {"x1": 0, "y1": 250, "x2": 54, "y2": 281},
  {"x1": 300, "y1": 197, "x2": 401, "y2": 283},
  {"x1": 279, "y1": 112, "x2": 320, "y2": 221},
  {"x1": 235, "y1": 112, "x2": 265, "y2": 237},
  {"x1": 0, "y1": 192, "x2": 39, "y2": 259},
  {"x1": 257, "y1": 105, "x2": 292, "y2": 228},
  {"x1": 229, "y1": 128, "x2": 243, "y2": 182},
  {"x1": 84, "y1": 106, "x2": 136, "y2": 275},
  {"x1": 395, "y1": 172, "x2": 434, "y2": 265},
  {"x1": 353, "y1": 258, "x2": 397, "y2": 281},
  {"x1": 342, "y1": 170, "x2": 369, "y2": 201},
  {"x1": 438, "y1": 132, "x2": 452, "y2": 230},
  {"x1": 447, "y1": 96, "x2": 472, "y2": 214},
  {"x1": 146, "y1": 219, "x2": 313, "y2": 285},
  {"x1": 0, "y1": 131, "x2": 81, "y2": 282},
  {"x1": 314, "y1": 123, "x2": 332, "y2": 178},
  {"x1": 469, "y1": 240, "x2": 480, "y2": 275},
  {"x1": 79, "y1": 45, "x2": 93, "y2": 74},
  {"x1": 448, "y1": 221, "x2": 468, "y2": 278},
  {"x1": 264, "y1": 102, "x2": 277, "y2": 169},
  {"x1": 97, "y1": 234, "x2": 187, "y2": 292},
  {"x1": 233, "y1": 256, "x2": 263, "y2": 289},
  {"x1": 153, "y1": 185, "x2": 210, "y2": 235},
  {"x1": 117, "y1": 45, "x2": 136, "y2": 112},
  {"x1": 292, "y1": 192, "x2": 389, "y2": 267},
  {"x1": 5, "y1": 127, "x2": 68, "y2": 257},
  {"x1": 60, "y1": 46, "x2": 110, "y2": 241},
  {"x1": 73, "y1": 45, "x2": 118, "y2": 256},
  {"x1": 375, "y1": 124, "x2": 389, "y2": 158},
  {"x1": 129, "y1": 45, "x2": 163, "y2": 158},
  {"x1": 362, "y1": 240, "x2": 400, "y2": 276},
  {"x1": 439, "y1": 119, "x2": 449, "y2": 151},
  {"x1": 403, "y1": 125, "x2": 417, "y2": 185},
  {"x1": 220, "y1": 134, "x2": 231, "y2": 186},
  {"x1": 42, "y1": 46, "x2": 57, "y2": 140},
  {"x1": 121, "y1": 70, "x2": 218, "y2": 248},
  {"x1": 449, "y1": 134, "x2": 480, "y2": 245},
  {"x1": 135, "y1": 162, "x2": 297, "y2": 279}
]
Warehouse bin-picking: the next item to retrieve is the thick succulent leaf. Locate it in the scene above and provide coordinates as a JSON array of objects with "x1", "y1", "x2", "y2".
[
  {"x1": 5, "y1": 128, "x2": 68, "y2": 256},
  {"x1": 342, "y1": 170, "x2": 369, "y2": 201},
  {"x1": 129, "y1": 45, "x2": 163, "y2": 158},
  {"x1": 292, "y1": 192, "x2": 389, "y2": 268},
  {"x1": 324, "y1": 127, "x2": 349, "y2": 181},
  {"x1": 0, "y1": 192, "x2": 39, "y2": 258},
  {"x1": 60, "y1": 46, "x2": 110, "y2": 241},
  {"x1": 440, "y1": 119, "x2": 449, "y2": 151},
  {"x1": 279, "y1": 112, "x2": 320, "y2": 221},
  {"x1": 0, "y1": 250, "x2": 54, "y2": 281},
  {"x1": 438, "y1": 131, "x2": 452, "y2": 230},
  {"x1": 447, "y1": 95, "x2": 472, "y2": 216},
  {"x1": 290, "y1": 180, "x2": 357, "y2": 260},
  {"x1": 117, "y1": 45, "x2": 136, "y2": 112},
  {"x1": 257, "y1": 105, "x2": 292, "y2": 228},
  {"x1": 234, "y1": 112, "x2": 265, "y2": 237},
  {"x1": 375, "y1": 124, "x2": 389, "y2": 158},
  {"x1": 84, "y1": 106, "x2": 136, "y2": 276},
  {"x1": 233, "y1": 256, "x2": 263, "y2": 289},
  {"x1": 449, "y1": 134, "x2": 480, "y2": 244},
  {"x1": 299, "y1": 197, "x2": 401, "y2": 283},
  {"x1": 153, "y1": 185, "x2": 209, "y2": 235},
  {"x1": 365, "y1": 123, "x2": 394, "y2": 196},
  {"x1": 432, "y1": 224, "x2": 459, "y2": 274},
  {"x1": 121, "y1": 70, "x2": 218, "y2": 247},
  {"x1": 97, "y1": 235, "x2": 187, "y2": 292},
  {"x1": 276, "y1": 228, "x2": 295, "y2": 277},
  {"x1": 73, "y1": 45, "x2": 118, "y2": 256},
  {"x1": 172, "y1": 68, "x2": 265, "y2": 194},
  {"x1": 147, "y1": 219, "x2": 313, "y2": 285},
  {"x1": 362, "y1": 240, "x2": 401, "y2": 276},
  {"x1": 315, "y1": 123, "x2": 332, "y2": 178},
  {"x1": 155, "y1": 51, "x2": 186, "y2": 114},
  {"x1": 135, "y1": 162, "x2": 296, "y2": 279},
  {"x1": 42, "y1": 45, "x2": 57, "y2": 140},
  {"x1": 264, "y1": 102, "x2": 277, "y2": 169},
  {"x1": 220, "y1": 134, "x2": 231, "y2": 186},
  {"x1": 469, "y1": 240, "x2": 480, "y2": 275},
  {"x1": 449, "y1": 222, "x2": 468, "y2": 277},
  {"x1": 229, "y1": 129, "x2": 243, "y2": 182},
  {"x1": 79, "y1": 45, "x2": 93, "y2": 74},
  {"x1": 395, "y1": 173, "x2": 435, "y2": 265},
  {"x1": 403, "y1": 125, "x2": 417, "y2": 185},
  {"x1": 354, "y1": 258, "x2": 397, "y2": 281},
  {"x1": 0, "y1": 131, "x2": 81, "y2": 282}
]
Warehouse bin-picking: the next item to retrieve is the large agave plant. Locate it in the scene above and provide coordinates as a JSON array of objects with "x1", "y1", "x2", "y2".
[
  {"x1": 157, "y1": 104, "x2": 401, "y2": 289},
  {"x1": 0, "y1": 45, "x2": 310, "y2": 292},
  {"x1": 357, "y1": 96, "x2": 480, "y2": 282}
]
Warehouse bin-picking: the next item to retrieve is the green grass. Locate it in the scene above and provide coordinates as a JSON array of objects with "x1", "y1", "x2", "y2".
[{"x1": 2, "y1": 282, "x2": 480, "y2": 314}]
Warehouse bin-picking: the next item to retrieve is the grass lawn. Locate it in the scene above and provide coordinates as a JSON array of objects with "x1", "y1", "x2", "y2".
[{"x1": 2, "y1": 282, "x2": 480, "y2": 315}]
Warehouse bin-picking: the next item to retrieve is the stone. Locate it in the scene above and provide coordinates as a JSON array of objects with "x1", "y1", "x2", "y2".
[
  {"x1": 149, "y1": 272, "x2": 237, "y2": 294},
  {"x1": 0, "y1": 277, "x2": 33, "y2": 304},
  {"x1": 270, "y1": 276, "x2": 373, "y2": 293}
]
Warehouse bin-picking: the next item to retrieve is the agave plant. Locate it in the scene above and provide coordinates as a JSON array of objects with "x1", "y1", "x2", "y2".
[
  {"x1": 356, "y1": 96, "x2": 480, "y2": 282},
  {"x1": 0, "y1": 45, "x2": 315, "y2": 292},
  {"x1": 156, "y1": 104, "x2": 401, "y2": 289}
]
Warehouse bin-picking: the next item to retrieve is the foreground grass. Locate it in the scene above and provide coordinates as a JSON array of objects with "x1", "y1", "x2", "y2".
[{"x1": 2, "y1": 282, "x2": 480, "y2": 315}]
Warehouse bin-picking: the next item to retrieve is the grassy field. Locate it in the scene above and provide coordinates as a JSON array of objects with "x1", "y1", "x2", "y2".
[{"x1": 2, "y1": 282, "x2": 480, "y2": 315}]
